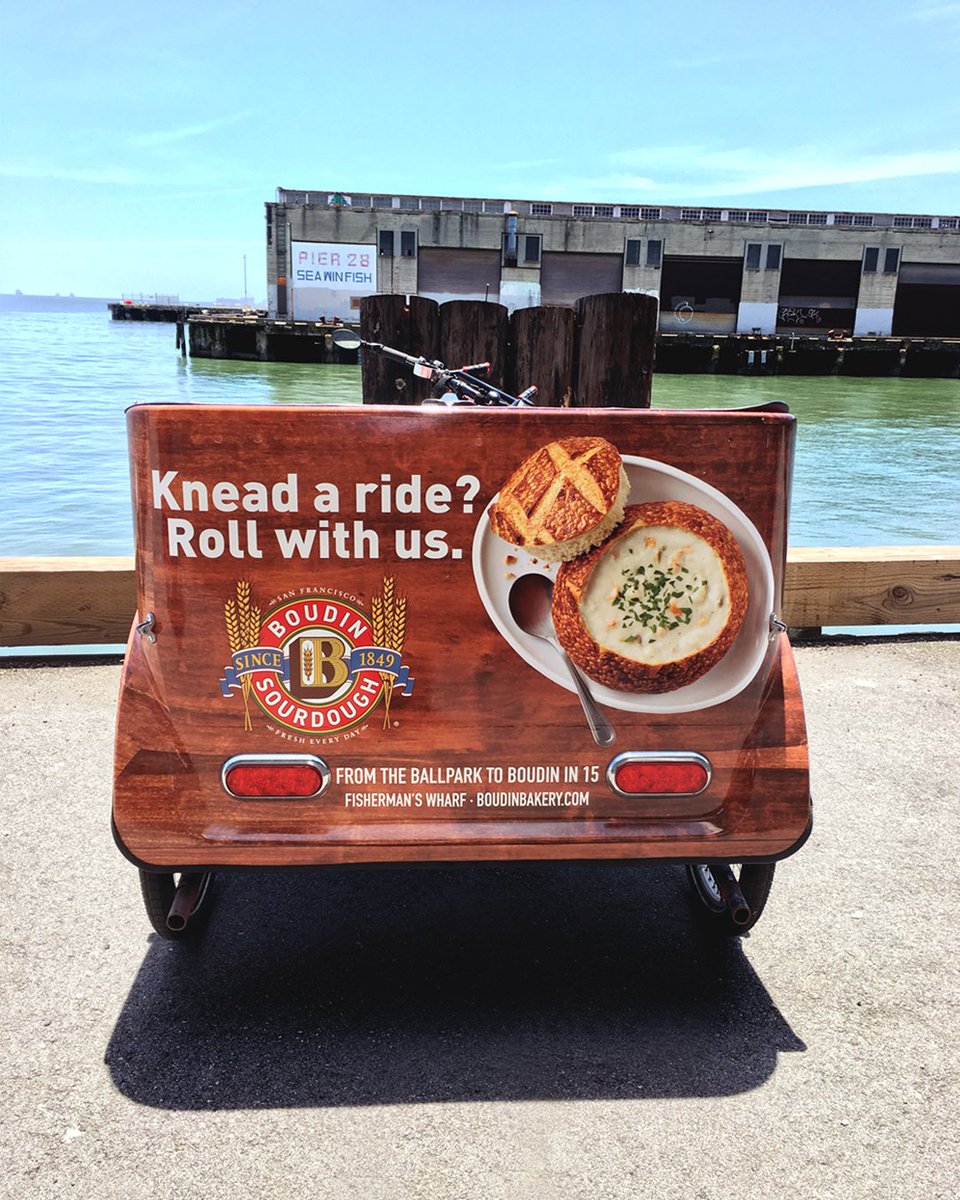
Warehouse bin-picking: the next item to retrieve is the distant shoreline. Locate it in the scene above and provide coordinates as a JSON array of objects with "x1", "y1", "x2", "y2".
[{"x1": 0, "y1": 293, "x2": 118, "y2": 313}]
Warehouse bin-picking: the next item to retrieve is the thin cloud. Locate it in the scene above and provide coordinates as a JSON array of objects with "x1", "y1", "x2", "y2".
[
  {"x1": 907, "y1": 3, "x2": 960, "y2": 20},
  {"x1": 0, "y1": 162, "x2": 260, "y2": 194},
  {"x1": 481, "y1": 157, "x2": 562, "y2": 172},
  {"x1": 546, "y1": 145, "x2": 960, "y2": 201},
  {"x1": 658, "y1": 49, "x2": 772, "y2": 70},
  {"x1": 129, "y1": 112, "x2": 253, "y2": 148},
  {"x1": 0, "y1": 162, "x2": 159, "y2": 185}
]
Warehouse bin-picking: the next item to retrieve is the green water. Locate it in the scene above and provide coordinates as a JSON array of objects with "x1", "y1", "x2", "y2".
[
  {"x1": 652, "y1": 374, "x2": 960, "y2": 547},
  {"x1": 1, "y1": 311, "x2": 957, "y2": 557}
]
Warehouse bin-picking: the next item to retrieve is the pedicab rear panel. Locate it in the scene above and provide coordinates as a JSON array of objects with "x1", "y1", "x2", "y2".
[{"x1": 113, "y1": 403, "x2": 810, "y2": 871}]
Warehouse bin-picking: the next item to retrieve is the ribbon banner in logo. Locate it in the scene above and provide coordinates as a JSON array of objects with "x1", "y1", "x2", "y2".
[
  {"x1": 348, "y1": 646, "x2": 415, "y2": 695},
  {"x1": 220, "y1": 647, "x2": 290, "y2": 697}
]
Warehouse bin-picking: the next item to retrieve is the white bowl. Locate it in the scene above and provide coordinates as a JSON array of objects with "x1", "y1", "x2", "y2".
[{"x1": 472, "y1": 455, "x2": 776, "y2": 714}]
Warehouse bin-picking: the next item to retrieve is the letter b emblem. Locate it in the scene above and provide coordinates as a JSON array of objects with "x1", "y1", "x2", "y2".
[{"x1": 291, "y1": 635, "x2": 349, "y2": 699}]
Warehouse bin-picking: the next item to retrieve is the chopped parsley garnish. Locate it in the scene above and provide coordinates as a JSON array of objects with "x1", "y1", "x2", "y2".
[{"x1": 612, "y1": 560, "x2": 703, "y2": 637}]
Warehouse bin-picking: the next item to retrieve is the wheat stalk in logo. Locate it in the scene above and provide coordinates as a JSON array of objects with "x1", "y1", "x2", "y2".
[
  {"x1": 301, "y1": 639, "x2": 314, "y2": 686},
  {"x1": 225, "y1": 580, "x2": 260, "y2": 731},
  {"x1": 372, "y1": 576, "x2": 407, "y2": 729}
]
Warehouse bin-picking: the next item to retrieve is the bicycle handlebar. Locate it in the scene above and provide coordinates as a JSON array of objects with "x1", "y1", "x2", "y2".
[{"x1": 343, "y1": 335, "x2": 537, "y2": 407}]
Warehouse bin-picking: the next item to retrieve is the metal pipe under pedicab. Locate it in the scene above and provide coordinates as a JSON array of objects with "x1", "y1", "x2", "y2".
[
  {"x1": 166, "y1": 873, "x2": 207, "y2": 932},
  {"x1": 710, "y1": 864, "x2": 752, "y2": 927}
]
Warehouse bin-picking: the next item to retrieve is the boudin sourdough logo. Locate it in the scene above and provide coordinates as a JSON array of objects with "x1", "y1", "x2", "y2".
[{"x1": 220, "y1": 578, "x2": 413, "y2": 736}]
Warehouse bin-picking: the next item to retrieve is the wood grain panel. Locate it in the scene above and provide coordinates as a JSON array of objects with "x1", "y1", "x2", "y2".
[
  {"x1": 5, "y1": 548, "x2": 958, "y2": 649},
  {"x1": 784, "y1": 546, "x2": 960, "y2": 627},
  {"x1": 109, "y1": 403, "x2": 812, "y2": 868},
  {"x1": 0, "y1": 557, "x2": 136, "y2": 647}
]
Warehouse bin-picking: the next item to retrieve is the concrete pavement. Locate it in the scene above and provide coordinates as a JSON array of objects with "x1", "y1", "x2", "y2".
[{"x1": 1, "y1": 639, "x2": 957, "y2": 1199}]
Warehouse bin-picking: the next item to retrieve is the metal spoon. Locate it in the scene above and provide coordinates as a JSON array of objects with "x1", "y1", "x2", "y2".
[{"x1": 508, "y1": 573, "x2": 616, "y2": 746}]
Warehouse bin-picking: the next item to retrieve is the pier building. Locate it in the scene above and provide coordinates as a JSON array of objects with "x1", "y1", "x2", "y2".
[{"x1": 266, "y1": 189, "x2": 960, "y2": 340}]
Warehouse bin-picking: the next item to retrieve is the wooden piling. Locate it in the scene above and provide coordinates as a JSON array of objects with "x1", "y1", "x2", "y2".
[
  {"x1": 573, "y1": 292, "x2": 657, "y2": 407},
  {"x1": 509, "y1": 305, "x2": 575, "y2": 406},
  {"x1": 360, "y1": 295, "x2": 439, "y2": 404},
  {"x1": 439, "y1": 301, "x2": 509, "y2": 389}
]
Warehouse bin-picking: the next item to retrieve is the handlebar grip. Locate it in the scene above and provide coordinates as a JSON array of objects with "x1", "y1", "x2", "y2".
[{"x1": 459, "y1": 361, "x2": 491, "y2": 375}]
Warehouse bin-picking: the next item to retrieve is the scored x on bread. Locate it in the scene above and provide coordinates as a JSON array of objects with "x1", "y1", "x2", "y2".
[{"x1": 489, "y1": 437, "x2": 630, "y2": 562}]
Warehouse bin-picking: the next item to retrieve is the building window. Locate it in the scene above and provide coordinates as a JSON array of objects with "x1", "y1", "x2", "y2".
[
  {"x1": 913, "y1": 217, "x2": 932, "y2": 228},
  {"x1": 808, "y1": 213, "x2": 828, "y2": 225},
  {"x1": 625, "y1": 239, "x2": 642, "y2": 266},
  {"x1": 745, "y1": 243, "x2": 762, "y2": 270},
  {"x1": 939, "y1": 217, "x2": 959, "y2": 229},
  {"x1": 530, "y1": 202, "x2": 552, "y2": 216},
  {"x1": 400, "y1": 231, "x2": 417, "y2": 258},
  {"x1": 728, "y1": 210, "x2": 748, "y2": 222},
  {"x1": 484, "y1": 200, "x2": 506, "y2": 213},
  {"x1": 893, "y1": 216, "x2": 912, "y2": 228},
  {"x1": 420, "y1": 197, "x2": 441, "y2": 211},
  {"x1": 862, "y1": 246, "x2": 879, "y2": 273},
  {"x1": 522, "y1": 235, "x2": 541, "y2": 264},
  {"x1": 379, "y1": 230, "x2": 395, "y2": 257},
  {"x1": 641, "y1": 207, "x2": 661, "y2": 220},
  {"x1": 462, "y1": 199, "x2": 482, "y2": 213},
  {"x1": 883, "y1": 248, "x2": 900, "y2": 274},
  {"x1": 373, "y1": 195, "x2": 393, "y2": 208},
  {"x1": 788, "y1": 212, "x2": 808, "y2": 225},
  {"x1": 646, "y1": 239, "x2": 662, "y2": 268},
  {"x1": 620, "y1": 206, "x2": 640, "y2": 219},
  {"x1": 681, "y1": 208, "x2": 702, "y2": 221},
  {"x1": 573, "y1": 204, "x2": 593, "y2": 217},
  {"x1": 748, "y1": 211, "x2": 768, "y2": 223},
  {"x1": 703, "y1": 209, "x2": 722, "y2": 221},
  {"x1": 766, "y1": 244, "x2": 782, "y2": 270},
  {"x1": 594, "y1": 205, "x2": 614, "y2": 217},
  {"x1": 854, "y1": 215, "x2": 874, "y2": 227}
]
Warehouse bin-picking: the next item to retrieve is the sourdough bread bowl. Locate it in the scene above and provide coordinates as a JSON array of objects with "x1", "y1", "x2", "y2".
[
  {"x1": 489, "y1": 436, "x2": 630, "y2": 562},
  {"x1": 552, "y1": 500, "x2": 749, "y2": 693}
]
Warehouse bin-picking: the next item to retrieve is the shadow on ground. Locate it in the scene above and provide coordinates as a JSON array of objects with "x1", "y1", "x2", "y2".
[{"x1": 106, "y1": 863, "x2": 805, "y2": 1108}]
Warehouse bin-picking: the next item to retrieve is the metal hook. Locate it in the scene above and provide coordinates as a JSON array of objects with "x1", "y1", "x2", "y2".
[
  {"x1": 769, "y1": 612, "x2": 787, "y2": 641},
  {"x1": 136, "y1": 612, "x2": 157, "y2": 643}
]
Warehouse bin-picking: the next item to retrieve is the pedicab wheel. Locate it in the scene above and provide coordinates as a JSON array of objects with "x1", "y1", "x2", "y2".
[
  {"x1": 138, "y1": 870, "x2": 213, "y2": 940},
  {"x1": 685, "y1": 862, "x2": 776, "y2": 935}
]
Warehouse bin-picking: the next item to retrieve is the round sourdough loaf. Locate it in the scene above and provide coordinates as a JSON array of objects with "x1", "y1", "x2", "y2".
[
  {"x1": 552, "y1": 500, "x2": 749, "y2": 692},
  {"x1": 489, "y1": 436, "x2": 629, "y2": 562}
]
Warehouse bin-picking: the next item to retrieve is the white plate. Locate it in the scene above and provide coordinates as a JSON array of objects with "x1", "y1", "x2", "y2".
[{"x1": 472, "y1": 455, "x2": 775, "y2": 713}]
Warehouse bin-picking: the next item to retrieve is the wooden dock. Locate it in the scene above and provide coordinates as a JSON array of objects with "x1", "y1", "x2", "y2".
[
  {"x1": 181, "y1": 295, "x2": 960, "y2": 381},
  {"x1": 109, "y1": 302, "x2": 266, "y2": 323},
  {"x1": 2, "y1": 548, "x2": 958, "y2": 649}
]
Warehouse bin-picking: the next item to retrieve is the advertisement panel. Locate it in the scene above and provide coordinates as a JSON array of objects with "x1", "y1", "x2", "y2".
[
  {"x1": 114, "y1": 405, "x2": 811, "y2": 872},
  {"x1": 290, "y1": 241, "x2": 376, "y2": 319}
]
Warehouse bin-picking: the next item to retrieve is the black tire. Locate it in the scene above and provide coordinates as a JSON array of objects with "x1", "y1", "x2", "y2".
[
  {"x1": 685, "y1": 862, "x2": 776, "y2": 935},
  {"x1": 138, "y1": 870, "x2": 212, "y2": 940}
]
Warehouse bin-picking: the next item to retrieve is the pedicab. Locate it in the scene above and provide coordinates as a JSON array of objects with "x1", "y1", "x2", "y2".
[{"x1": 112, "y1": 328, "x2": 811, "y2": 940}]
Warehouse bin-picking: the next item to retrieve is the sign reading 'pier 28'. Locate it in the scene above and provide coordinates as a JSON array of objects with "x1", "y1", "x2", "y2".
[{"x1": 290, "y1": 240, "x2": 376, "y2": 320}]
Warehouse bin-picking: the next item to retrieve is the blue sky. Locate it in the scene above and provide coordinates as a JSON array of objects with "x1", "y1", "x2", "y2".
[{"x1": 1, "y1": 0, "x2": 959, "y2": 300}]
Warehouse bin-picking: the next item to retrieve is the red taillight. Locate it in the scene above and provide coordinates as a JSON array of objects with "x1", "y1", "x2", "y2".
[
  {"x1": 607, "y1": 754, "x2": 710, "y2": 797},
  {"x1": 222, "y1": 756, "x2": 329, "y2": 799}
]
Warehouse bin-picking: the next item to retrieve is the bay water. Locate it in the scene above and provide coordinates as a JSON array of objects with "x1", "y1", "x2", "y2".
[{"x1": 1, "y1": 309, "x2": 957, "y2": 639}]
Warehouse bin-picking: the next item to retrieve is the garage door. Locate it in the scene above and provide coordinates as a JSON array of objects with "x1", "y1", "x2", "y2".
[
  {"x1": 540, "y1": 252, "x2": 623, "y2": 307},
  {"x1": 418, "y1": 248, "x2": 501, "y2": 301}
]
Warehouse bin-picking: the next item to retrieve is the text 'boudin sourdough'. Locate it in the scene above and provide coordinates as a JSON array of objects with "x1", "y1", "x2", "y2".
[
  {"x1": 552, "y1": 501, "x2": 749, "y2": 693},
  {"x1": 489, "y1": 437, "x2": 630, "y2": 562}
]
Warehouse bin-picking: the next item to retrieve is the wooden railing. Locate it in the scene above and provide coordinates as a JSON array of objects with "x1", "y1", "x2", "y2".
[{"x1": 1, "y1": 550, "x2": 958, "y2": 650}]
